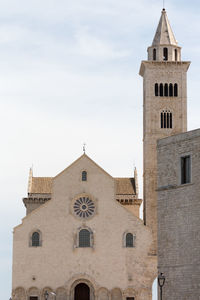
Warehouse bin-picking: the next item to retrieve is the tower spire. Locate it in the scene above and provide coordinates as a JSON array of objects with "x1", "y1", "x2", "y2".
[
  {"x1": 152, "y1": 9, "x2": 177, "y2": 46},
  {"x1": 147, "y1": 9, "x2": 181, "y2": 62}
]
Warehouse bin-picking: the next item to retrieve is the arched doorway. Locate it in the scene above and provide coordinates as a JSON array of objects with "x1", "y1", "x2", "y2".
[{"x1": 75, "y1": 283, "x2": 90, "y2": 300}]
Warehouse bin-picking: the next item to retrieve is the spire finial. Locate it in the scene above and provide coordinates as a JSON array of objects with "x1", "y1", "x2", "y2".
[
  {"x1": 83, "y1": 143, "x2": 86, "y2": 154},
  {"x1": 163, "y1": 0, "x2": 165, "y2": 9}
]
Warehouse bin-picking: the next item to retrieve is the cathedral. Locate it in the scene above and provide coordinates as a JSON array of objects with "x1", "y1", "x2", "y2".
[{"x1": 12, "y1": 9, "x2": 190, "y2": 300}]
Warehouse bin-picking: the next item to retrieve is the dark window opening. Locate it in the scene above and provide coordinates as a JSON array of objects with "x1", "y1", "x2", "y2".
[
  {"x1": 160, "y1": 83, "x2": 163, "y2": 97},
  {"x1": 153, "y1": 48, "x2": 156, "y2": 61},
  {"x1": 161, "y1": 112, "x2": 163, "y2": 128},
  {"x1": 167, "y1": 112, "x2": 170, "y2": 128},
  {"x1": 82, "y1": 171, "x2": 87, "y2": 181},
  {"x1": 163, "y1": 48, "x2": 168, "y2": 61},
  {"x1": 170, "y1": 112, "x2": 172, "y2": 128},
  {"x1": 161, "y1": 111, "x2": 172, "y2": 129},
  {"x1": 155, "y1": 83, "x2": 159, "y2": 96},
  {"x1": 79, "y1": 229, "x2": 90, "y2": 247},
  {"x1": 126, "y1": 233, "x2": 134, "y2": 247},
  {"x1": 175, "y1": 49, "x2": 178, "y2": 61},
  {"x1": 32, "y1": 232, "x2": 40, "y2": 247},
  {"x1": 181, "y1": 156, "x2": 191, "y2": 184},
  {"x1": 30, "y1": 297, "x2": 38, "y2": 300},
  {"x1": 126, "y1": 298, "x2": 135, "y2": 300},
  {"x1": 169, "y1": 83, "x2": 173, "y2": 97},
  {"x1": 163, "y1": 112, "x2": 166, "y2": 128},
  {"x1": 174, "y1": 83, "x2": 178, "y2": 97},
  {"x1": 164, "y1": 83, "x2": 168, "y2": 97}
]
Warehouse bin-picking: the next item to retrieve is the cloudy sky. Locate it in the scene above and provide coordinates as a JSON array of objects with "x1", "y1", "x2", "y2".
[{"x1": 1, "y1": 0, "x2": 200, "y2": 298}]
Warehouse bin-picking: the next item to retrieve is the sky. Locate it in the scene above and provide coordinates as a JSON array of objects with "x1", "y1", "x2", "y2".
[{"x1": 1, "y1": 0, "x2": 200, "y2": 299}]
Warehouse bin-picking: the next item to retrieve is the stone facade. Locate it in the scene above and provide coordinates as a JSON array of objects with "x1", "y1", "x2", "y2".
[
  {"x1": 157, "y1": 129, "x2": 200, "y2": 299},
  {"x1": 12, "y1": 155, "x2": 157, "y2": 300},
  {"x1": 12, "y1": 9, "x2": 192, "y2": 300}
]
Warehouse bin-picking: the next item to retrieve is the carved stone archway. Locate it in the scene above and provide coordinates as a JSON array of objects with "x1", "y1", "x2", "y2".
[{"x1": 70, "y1": 279, "x2": 95, "y2": 300}]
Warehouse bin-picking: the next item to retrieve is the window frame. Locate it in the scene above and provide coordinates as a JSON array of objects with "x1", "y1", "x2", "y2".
[
  {"x1": 180, "y1": 155, "x2": 191, "y2": 185},
  {"x1": 82, "y1": 170, "x2": 87, "y2": 181},
  {"x1": 161, "y1": 110, "x2": 172, "y2": 129},
  {"x1": 155, "y1": 83, "x2": 159, "y2": 96},
  {"x1": 153, "y1": 48, "x2": 157, "y2": 61},
  {"x1": 29, "y1": 230, "x2": 42, "y2": 247},
  {"x1": 163, "y1": 47, "x2": 168, "y2": 61},
  {"x1": 75, "y1": 226, "x2": 94, "y2": 248},
  {"x1": 123, "y1": 231, "x2": 136, "y2": 248},
  {"x1": 175, "y1": 49, "x2": 178, "y2": 61}
]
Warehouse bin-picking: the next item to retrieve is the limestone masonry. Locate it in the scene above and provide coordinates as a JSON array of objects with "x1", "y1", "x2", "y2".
[{"x1": 157, "y1": 129, "x2": 200, "y2": 299}]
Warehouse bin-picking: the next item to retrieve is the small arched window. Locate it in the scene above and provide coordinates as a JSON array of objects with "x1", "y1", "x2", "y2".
[
  {"x1": 155, "y1": 83, "x2": 159, "y2": 96},
  {"x1": 169, "y1": 83, "x2": 173, "y2": 97},
  {"x1": 82, "y1": 171, "x2": 87, "y2": 181},
  {"x1": 153, "y1": 48, "x2": 156, "y2": 61},
  {"x1": 163, "y1": 48, "x2": 168, "y2": 61},
  {"x1": 32, "y1": 232, "x2": 40, "y2": 247},
  {"x1": 79, "y1": 229, "x2": 91, "y2": 247},
  {"x1": 161, "y1": 111, "x2": 172, "y2": 129},
  {"x1": 126, "y1": 233, "x2": 134, "y2": 247},
  {"x1": 160, "y1": 84, "x2": 163, "y2": 97},
  {"x1": 175, "y1": 49, "x2": 178, "y2": 61},
  {"x1": 174, "y1": 83, "x2": 178, "y2": 97},
  {"x1": 164, "y1": 83, "x2": 168, "y2": 97}
]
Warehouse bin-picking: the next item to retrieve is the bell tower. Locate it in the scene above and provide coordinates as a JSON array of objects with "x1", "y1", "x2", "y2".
[{"x1": 139, "y1": 9, "x2": 190, "y2": 252}]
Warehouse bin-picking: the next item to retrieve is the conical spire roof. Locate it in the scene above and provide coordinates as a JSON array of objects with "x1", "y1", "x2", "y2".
[{"x1": 152, "y1": 9, "x2": 178, "y2": 46}]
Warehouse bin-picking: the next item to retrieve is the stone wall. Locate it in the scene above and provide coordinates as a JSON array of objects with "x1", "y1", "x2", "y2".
[{"x1": 157, "y1": 129, "x2": 200, "y2": 299}]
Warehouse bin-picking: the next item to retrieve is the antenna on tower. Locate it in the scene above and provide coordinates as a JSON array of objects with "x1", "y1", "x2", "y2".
[{"x1": 163, "y1": 0, "x2": 165, "y2": 9}]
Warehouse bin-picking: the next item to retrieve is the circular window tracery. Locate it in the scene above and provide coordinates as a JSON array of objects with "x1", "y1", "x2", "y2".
[{"x1": 73, "y1": 197, "x2": 95, "y2": 219}]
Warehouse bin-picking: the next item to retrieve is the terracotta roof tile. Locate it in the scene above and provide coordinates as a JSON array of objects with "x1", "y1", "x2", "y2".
[
  {"x1": 115, "y1": 178, "x2": 136, "y2": 195},
  {"x1": 29, "y1": 177, "x2": 136, "y2": 195},
  {"x1": 30, "y1": 177, "x2": 52, "y2": 194}
]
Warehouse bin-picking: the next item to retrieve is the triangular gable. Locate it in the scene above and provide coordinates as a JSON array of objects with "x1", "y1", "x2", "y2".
[{"x1": 54, "y1": 154, "x2": 113, "y2": 180}]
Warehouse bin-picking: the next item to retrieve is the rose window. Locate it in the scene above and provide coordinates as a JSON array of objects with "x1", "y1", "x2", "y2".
[{"x1": 73, "y1": 197, "x2": 95, "y2": 219}]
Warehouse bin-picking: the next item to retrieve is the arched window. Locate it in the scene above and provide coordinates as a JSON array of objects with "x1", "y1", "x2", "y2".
[
  {"x1": 169, "y1": 83, "x2": 173, "y2": 97},
  {"x1": 126, "y1": 233, "x2": 134, "y2": 247},
  {"x1": 153, "y1": 48, "x2": 156, "y2": 61},
  {"x1": 159, "y1": 84, "x2": 163, "y2": 97},
  {"x1": 82, "y1": 171, "x2": 87, "y2": 181},
  {"x1": 32, "y1": 232, "x2": 40, "y2": 247},
  {"x1": 164, "y1": 83, "x2": 168, "y2": 97},
  {"x1": 155, "y1": 83, "x2": 158, "y2": 96},
  {"x1": 175, "y1": 49, "x2": 178, "y2": 61},
  {"x1": 79, "y1": 229, "x2": 91, "y2": 247},
  {"x1": 174, "y1": 83, "x2": 178, "y2": 97},
  {"x1": 161, "y1": 111, "x2": 172, "y2": 129},
  {"x1": 163, "y1": 48, "x2": 168, "y2": 61}
]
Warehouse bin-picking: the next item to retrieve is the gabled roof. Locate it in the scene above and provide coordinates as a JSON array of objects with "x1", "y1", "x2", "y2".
[
  {"x1": 152, "y1": 9, "x2": 178, "y2": 46},
  {"x1": 27, "y1": 154, "x2": 137, "y2": 196},
  {"x1": 28, "y1": 177, "x2": 136, "y2": 195},
  {"x1": 54, "y1": 154, "x2": 113, "y2": 180}
]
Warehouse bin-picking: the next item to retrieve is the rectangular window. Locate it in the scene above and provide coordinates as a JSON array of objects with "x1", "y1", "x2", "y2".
[
  {"x1": 126, "y1": 298, "x2": 135, "y2": 300},
  {"x1": 30, "y1": 297, "x2": 38, "y2": 300},
  {"x1": 181, "y1": 155, "x2": 191, "y2": 184}
]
